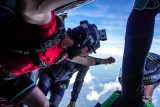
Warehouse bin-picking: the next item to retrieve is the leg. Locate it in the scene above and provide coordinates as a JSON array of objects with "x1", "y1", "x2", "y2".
[
  {"x1": 38, "y1": 72, "x2": 51, "y2": 96},
  {"x1": 122, "y1": 0, "x2": 160, "y2": 106},
  {"x1": 0, "y1": 74, "x2": 49, "y2": 107},
  {"x1": 144, "y1": 85, "x2": 154, "y2": 101},
  {"x1": 20, "y1": 86, "x2": 49, "y2": 107},
  {"x1": 49, "y1": 81, "x2": 69, "y2": 107}
]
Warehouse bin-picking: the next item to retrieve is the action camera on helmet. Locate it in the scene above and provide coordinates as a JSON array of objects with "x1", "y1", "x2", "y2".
[{"x1": 68, "y1": 20, "x2": 107, "y2": 54}]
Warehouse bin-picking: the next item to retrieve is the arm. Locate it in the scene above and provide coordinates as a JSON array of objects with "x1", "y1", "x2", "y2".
[
  {"x1": 16, "y1": 0, "x2": 74, "y2": 24},
  {"x1": 69, "y1": 56, "x2": 115, "y2": 66},
  {"x1": 67, "y1": 65, "x2": 89, "y2": 107}
]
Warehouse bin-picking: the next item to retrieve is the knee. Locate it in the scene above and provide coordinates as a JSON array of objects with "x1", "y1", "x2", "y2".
[
  {"x1": 41, "y1": 100, "x2": 50, "y2": 107},
  {"x1": 36, "y1": 98, "x2": 49, "y2": 107}
]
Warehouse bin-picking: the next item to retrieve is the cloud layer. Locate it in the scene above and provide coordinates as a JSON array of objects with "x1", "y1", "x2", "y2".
[
  {"x1": 86, "y1": 78, "x2": 121, "y2": 101},
  {"x1": 70, "y1": 70, "x2": 96, "y2": 85}
]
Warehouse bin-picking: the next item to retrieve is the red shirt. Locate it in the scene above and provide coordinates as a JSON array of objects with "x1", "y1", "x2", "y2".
[{"x1": 0, "y1": 11, "x2": 65, "y2": 75}]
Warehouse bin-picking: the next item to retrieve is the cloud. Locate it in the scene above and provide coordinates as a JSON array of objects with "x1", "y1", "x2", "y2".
[
  {"x1": 84, "y1": 71, "x2": 96, "y2": 84},
  {"x1": 96, "y1": 46, "x2": 123, "y2": 57},
  {"x1": 69, "y1": 72, "x2": 78, "y2": 84},
  {"x1": 150, "y1": 37, "x2": 160, "y2": 54},
  {"x1": 155, "y1": 85, "x2": 160, "y2": 95},
  {"x1": 66, "y1": 0, "x2": 130, "y2": 33},
  {"x1": 99, "y1": 79, "x2": 121, "y2": 95},
  {"x1": 69, "y1": 70, "x2": 95, "y2": 85},
  {"x1": 91, "y1": 36, "x2": 125, "y2": 58},
  {"x1": 152, "y1": 86, "x2": 160, "y2": 106},
  {"x1": 88, "y1": 85, "x2": 95, "y2": 90},
  {"x1": 86, "y1": 78, "x2": 121, "y2": 101},
  {"x1": 90, "y1": 32, "x2": 160, "y2": 59},
  {"x1": 86, "y1": 90, "x2": 100, "y2": 101},
  {"x1": 65, "y1": 0, "x2": 135, "y2": 36}
]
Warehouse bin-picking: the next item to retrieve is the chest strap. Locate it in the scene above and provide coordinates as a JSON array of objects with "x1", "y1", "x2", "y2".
[{"x1": 9, "y1": 16, "x2": 65, "y2": 67}]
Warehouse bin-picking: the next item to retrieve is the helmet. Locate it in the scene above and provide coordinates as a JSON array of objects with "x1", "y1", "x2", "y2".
[{"x1": 67, "y1": 20, "x2": 107, "y2": 54}]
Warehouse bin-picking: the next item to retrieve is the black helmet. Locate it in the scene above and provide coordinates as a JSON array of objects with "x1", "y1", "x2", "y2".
[{"x1": 67, "y1": 20, "x2": 107, "y2": 54}]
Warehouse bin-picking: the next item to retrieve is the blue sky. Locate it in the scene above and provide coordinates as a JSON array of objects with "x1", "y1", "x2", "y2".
[
  {"x1": 65, "y1": 0, "x2": 160, "y2": 37},
  {"x1": 65, "y1": 0, "x2": 160, "y2": 57},
  {"x1": 65, "y1": 0, "x2": 134, "y2": 37}
]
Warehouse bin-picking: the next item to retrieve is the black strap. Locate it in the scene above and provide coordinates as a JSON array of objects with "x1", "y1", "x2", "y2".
[
  {"x1": 37, "y1": 28, "x2": 65, "y2": 52},
  {"x1": 28, "y1": 49, "x2": 48, "y2": 67}
]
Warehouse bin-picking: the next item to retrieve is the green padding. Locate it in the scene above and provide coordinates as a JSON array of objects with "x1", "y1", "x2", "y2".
[
  {"x1": 135, "y1": 0, "x2": 149, "y2": 9},
  {"x1": 101, "y1": 90, "x2": 120, "y2": 107},
  {"x1": 146, "y1": 102, "x2": 154, "y2": 107}
]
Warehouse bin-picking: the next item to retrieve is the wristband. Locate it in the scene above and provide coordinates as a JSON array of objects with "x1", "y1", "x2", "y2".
[{"x1": 95, "y1": 58, "x2": 101, "y2": 65}]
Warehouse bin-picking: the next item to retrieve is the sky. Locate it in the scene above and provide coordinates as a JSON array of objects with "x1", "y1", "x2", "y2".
[
  {"x1": 65, "y1": 0, "x2": 160, "y2": 65},
  {"x1": 64, "y1": 0, "x2": 160, "y2": 59},
  {"x1": 65, "y1": 0, "x2": 160, "y2": 37},
  {"x1": 65, "y1": 0, "x2": 134, "y2": 37},
  {"x1": 60, "y1": 0, "x2": 160, "y2": 107}
]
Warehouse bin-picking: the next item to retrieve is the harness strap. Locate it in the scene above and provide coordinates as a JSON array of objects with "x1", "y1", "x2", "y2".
[{"x1": 46, "y1": 60, "x2": 79, "y2": 83}]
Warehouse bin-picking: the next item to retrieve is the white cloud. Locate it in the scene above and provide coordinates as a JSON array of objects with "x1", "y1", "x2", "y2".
[
  {"x1": 69, "y1": 70, "x2": 95, "y2": 85},
  {"x1": 86, "y1": 90, "x2": 100, "y2": 101},
  {"x1": 84, "y1": 71, "x2": 96, "y2": 84},
  {"x1": 86, "y1": 78, "x2": 121, "y2": 101},
  {"x1": 150, "y1": 38, "x2": 160, "y2": 54},
  {"x1": 155, "y1": 85, "x2": 160, "y2": 94},
  {"x1": 91, "y1": 36, "x2": 124, "y2": 58},
  {"x1": 96, "y1": 46, "x2": 123, "y2": 57},
  {"x1": 88, "y1": 85, "x2": 95, "y2": 90},
  {"x1": 70, "y1": 72, "x2": 78, "y2": 85},
  {"x1": 68, "y1": 9, "x2": 109, "y2": 18},
  {"x1": 152, "y1": 86, "x2": 160, "y2": 106},
  {"x1": 103, "y1": 64, "x2": 115, "y2": 70},
  {"x1": 89, "y1": 31, "x2": 160, "y2": 59},
  {"x1": 99, "y1": 79, "x2": 121, "y2": 95}
]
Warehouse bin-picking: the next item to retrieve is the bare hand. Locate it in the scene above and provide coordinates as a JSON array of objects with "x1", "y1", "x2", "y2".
[
  {"x1": 105, "y1": 57, "x2": 115, "y2": 64},
  {"x1": 67, "y1": 101, "x2": 76, "y2": 107}
]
